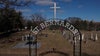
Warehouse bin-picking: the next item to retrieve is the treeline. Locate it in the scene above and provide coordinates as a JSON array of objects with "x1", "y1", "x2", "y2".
[
  {"x1": 65, "y1": 17, "x2": 100, "y2": 31},
  {"x1": 0, "y1": 8, "x2": 26, "y2": 32},
  {"x1": 0, "y1": 0, "x2": 31, "y2": 32},
  {"x1": 0, "y1": 8, "x2": 100, "y2": 32},
  {"x1": 0, "y1": 0, "x2": 100, "y2": 32},
  {"x1": 0, "y1": 8, "x2": 46, "y2": 32}
]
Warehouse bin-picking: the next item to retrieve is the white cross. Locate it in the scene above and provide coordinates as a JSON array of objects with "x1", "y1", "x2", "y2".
[{"x1": 50, "y1": 2, "x2": 60, "y2": 20}]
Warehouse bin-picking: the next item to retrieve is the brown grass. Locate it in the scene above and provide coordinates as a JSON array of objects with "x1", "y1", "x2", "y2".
[{"x1": 0, "y1": 29, "x2": 100, "y2": 56}]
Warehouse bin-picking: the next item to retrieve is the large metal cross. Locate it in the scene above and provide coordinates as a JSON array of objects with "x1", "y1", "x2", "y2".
[{"x1": 50, "y1": 2, "x2": 60, "y2": 20}]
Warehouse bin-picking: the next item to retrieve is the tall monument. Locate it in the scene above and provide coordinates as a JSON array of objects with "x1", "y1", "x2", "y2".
[{"x1": 50, "y1": 2, "x2": 60, "y2": 20}]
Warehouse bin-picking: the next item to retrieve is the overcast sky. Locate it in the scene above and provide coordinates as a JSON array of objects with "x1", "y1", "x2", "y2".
[{"x1": 17, "y1": 0, "x2": 100, "y2": 22}]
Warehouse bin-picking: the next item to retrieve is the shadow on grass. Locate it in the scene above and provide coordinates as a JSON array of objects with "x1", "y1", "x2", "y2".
[
  {"x1": 82, "y1": 53, "x2": 100, "y2": 56},
  {"x1": 39, "y1": 50, "x2": 69, "y2": 56},
  {"x1": 82, "y1": 53, "x2": 90, "y2": 56},
  {"x1": 0, "y1": 30, "x2": 18, "y2": 39},
  {"x1": 0, "y1": 54, "x2": 28, "y2": 56}
]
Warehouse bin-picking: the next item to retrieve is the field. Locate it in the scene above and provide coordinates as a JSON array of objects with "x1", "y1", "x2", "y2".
[{"x1": 0, "y1": 29, "x2": 100, "y2": 56}]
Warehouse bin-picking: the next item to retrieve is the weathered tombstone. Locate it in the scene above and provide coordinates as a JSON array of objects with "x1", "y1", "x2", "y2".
[
  {"x1": 75, "y1": 37, "x2": 77, "y2": 44},
  {"x1": 79, "y1": 34, "x2": 84, "y2": 42},
  {"x1": 22, "y1": 36, "x2": 24, "y2": 41},
  {"x1": 95, "y1": 34, "x2": 98, "y2": 41},
  {"x1": 91, "y1": 33, "x2": 93, "y2": 40},
  {"x1": 79, "y1": 34, "x2": 86, "y2": 41},
  {"x1": 82, "y1": 34, "x2": 84, "y2": 41},
  {"x1": 25, "y1": 26, "x2": 27, "y2": 29},
  {"x1": 62, "y1": 30, "x2": 66, "y2": 38}
]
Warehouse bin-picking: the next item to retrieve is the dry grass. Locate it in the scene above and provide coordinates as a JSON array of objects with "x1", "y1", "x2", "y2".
[
  {"x1": 0, "y1": 29, "x2": 100, "y2": 56},
  {"x1": 36, "y1": 29, "x2": 100, "y2": 56}
]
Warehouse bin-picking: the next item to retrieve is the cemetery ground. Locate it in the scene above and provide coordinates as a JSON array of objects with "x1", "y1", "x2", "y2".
[{"x1": 0, "y1": 29, "x2": 100, "y2": 56}]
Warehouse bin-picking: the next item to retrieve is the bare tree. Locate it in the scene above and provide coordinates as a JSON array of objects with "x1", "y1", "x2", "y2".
[
  {"x1": 31, "y1": 13, "x2": 46, "y2": 22},
  {"x1": 0, "y1": 0, "x2": 31, "y2": 8}
]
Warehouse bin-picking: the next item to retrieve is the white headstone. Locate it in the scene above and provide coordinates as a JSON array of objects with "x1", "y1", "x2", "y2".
[
  {"x1": 82, "y1": 34, "x2": 84, "y2": 40},
  {"x1": 25, "y1": 27, "x2": 27, "y2": 29},
  {"x1": 78, "y1": 36, "x2": 80, "y2": 40},
  {"x1": 95, "y1": 34, "x2": 98, "y2": 41},
  {"x1": 78, "y1": 34, "x2": 84, "y2": 41},
  {"x1": 75, "y1": 37, "x2": 77, "y2": 43},
  {"x1": 78, "y1": 35, "x2": 81, "y2": 40},
  {"x1": 91, "y1": 33, "x2": 93, "y2": 40}
]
